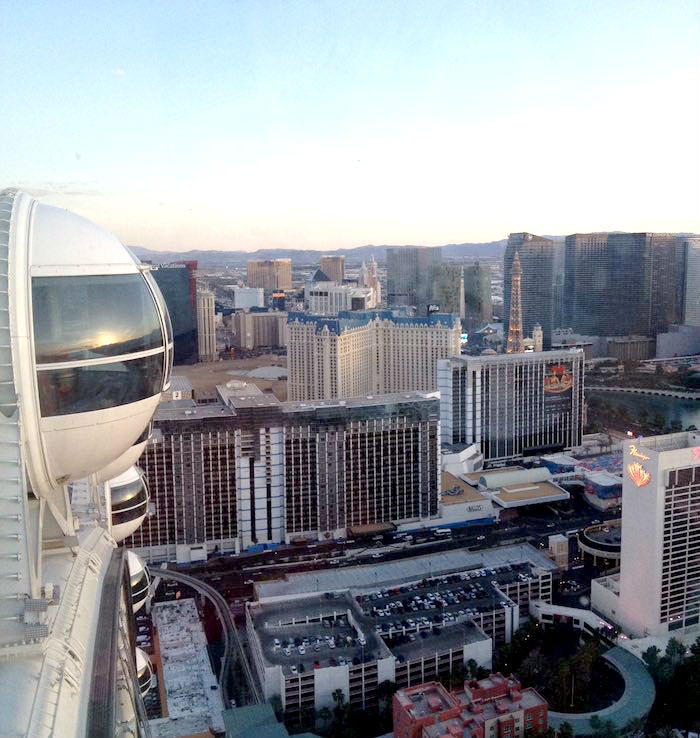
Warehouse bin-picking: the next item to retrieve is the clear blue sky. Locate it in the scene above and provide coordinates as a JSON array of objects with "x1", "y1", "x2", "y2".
[{"x1": 2, "y1": 0, "x2": 699, "y2": 250}]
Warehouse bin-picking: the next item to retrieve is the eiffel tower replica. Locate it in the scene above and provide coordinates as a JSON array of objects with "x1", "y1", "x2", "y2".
[{"x1": 507, "y1": 251, "x2": 525, "y2": 353}]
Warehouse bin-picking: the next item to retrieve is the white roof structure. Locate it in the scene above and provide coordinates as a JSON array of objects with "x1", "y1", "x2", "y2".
[{"x1": 151, "y1": 599, "x2": 225, "y2": 735}]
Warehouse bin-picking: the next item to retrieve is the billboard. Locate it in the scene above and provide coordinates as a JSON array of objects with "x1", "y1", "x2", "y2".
[{"x1": 543, "y1": 361, "x2": 573, "y2": 415}]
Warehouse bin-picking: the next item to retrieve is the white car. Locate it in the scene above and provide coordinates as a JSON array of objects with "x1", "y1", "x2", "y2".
[{"x1": 298, "y1": 646, "x2": 306, "y2": 655}]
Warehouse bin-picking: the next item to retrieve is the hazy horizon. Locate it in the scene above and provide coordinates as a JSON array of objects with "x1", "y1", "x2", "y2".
[{"x1": 3, "y1": 0, "x2": 699, "y2": 251}]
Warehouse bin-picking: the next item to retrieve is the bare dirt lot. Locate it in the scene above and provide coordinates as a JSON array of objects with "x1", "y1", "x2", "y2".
[{"x1": 173, "y1": 354, "x2": 288, "y2": 400}]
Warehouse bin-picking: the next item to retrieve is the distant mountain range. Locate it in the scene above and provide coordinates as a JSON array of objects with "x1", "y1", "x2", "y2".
[
  {"x1": 129, "y1": 232, "x2": 698, "y2": 268},
  {"x1": 129, "y1": 240, "x2": 508, "y2": 267}
]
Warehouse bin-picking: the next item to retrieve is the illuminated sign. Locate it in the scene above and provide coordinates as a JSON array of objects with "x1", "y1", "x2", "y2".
[
  {"x1": 693, "y1": 447, "x2": 700, "y2": 460},
  {"x1": 627, "y1": 462, "x2": 651, "y2": 488},
  {"x1": 427, "y1": 303, "x2": 441, "y2": 314},
  {"x1": 544, "y1": 364, "x2": 573, "y2": 394},
  {"x1": 629, "y1": 444, "x2": 650, "y2": 461}
]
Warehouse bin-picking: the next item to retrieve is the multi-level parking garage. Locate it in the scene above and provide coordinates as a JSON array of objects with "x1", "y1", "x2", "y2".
[
  {"x1": 247, "y1": 591, "x2": 491, "y2": 720},
  {"x1": 357, "y1": 562, "x2": 547, "y2": 645},
  {"x1": 577, "y1": 519, "x2": 622, "y2": 567},
  {"x1": 247, "y1": 546, "x2": 555, "y2": 720}
]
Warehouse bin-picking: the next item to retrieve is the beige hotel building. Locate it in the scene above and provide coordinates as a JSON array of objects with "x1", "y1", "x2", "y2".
[
  {"x1": 247, "y1": 258, "x2": 293, "y2": 290},
  {"x1": 287, "y1": 310, "x2": 461, "y2": 401}
]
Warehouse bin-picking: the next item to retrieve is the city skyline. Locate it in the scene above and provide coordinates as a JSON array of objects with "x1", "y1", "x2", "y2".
[{"x1": 2, "y1": 0, "x2": 699, "y2": 251}]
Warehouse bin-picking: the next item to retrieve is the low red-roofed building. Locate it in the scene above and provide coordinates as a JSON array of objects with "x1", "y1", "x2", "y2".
[{"x1": 393, "y1": 673, "x2": 548, "y2": 738}]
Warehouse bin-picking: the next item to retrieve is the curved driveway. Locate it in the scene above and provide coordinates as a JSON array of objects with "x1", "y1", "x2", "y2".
[{"x1": 548, "y1": 647, "x2": 656, "y2": 735}]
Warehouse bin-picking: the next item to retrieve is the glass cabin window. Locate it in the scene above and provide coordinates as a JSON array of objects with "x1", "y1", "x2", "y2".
[
  {"x1": 37, "y1": 354, "x2": 164, "y2": 416},
  {"x1": 111, "y1": 477, "x2": 148, "y2": 512},
  {"x1": 113, "y1": 501, "x2": 148, "y2": 526},
  {"x1": 33, "y1": 274, "x2": 163, "y2": 363}
]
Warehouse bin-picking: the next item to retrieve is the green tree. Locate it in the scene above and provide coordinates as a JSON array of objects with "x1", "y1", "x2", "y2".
[
  {"x1": 466, "y1": 658, "x2": 479, "y2": 679},
  {"x1": 449, "y1": 660, "x2": 466, "y2": 690},
  {"x1": 269, "y1": 695, "x2": 283, "y2": 721},
  {"x1": 622, "y1": 716, "x2": 646, "y2": 737},
  {"x1": 299, "y1": 705, "x2": 315, "y2": 730},
  {"x1": 665, "y1": 637, "x2": 686, "y2": 668},
  {"x1": 589, "y1": 715, "x2": 618, "y2": 738},
  {"x1": 329, "y1": 689, "x2": 349, "y2": 738},
  {"x1": 316, "y1": 706, "x2": 332, "y2": 732},
  {"x1": 556, "y1": 721, "x2": 574, "y2": 738},
  {"x1": 653, "y1": 726, "x2": 676, "y2": 738},
  {"x1": 642, "y1": 645, "x2": 662, "y2": 680}
]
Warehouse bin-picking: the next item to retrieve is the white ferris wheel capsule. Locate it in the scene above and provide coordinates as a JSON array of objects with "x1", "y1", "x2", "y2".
[{"x1": 1, "y1": 189, "x2": 173, "y2": 502}]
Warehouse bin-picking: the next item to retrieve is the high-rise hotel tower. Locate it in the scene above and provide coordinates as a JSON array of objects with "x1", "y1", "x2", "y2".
[
  {"x1": 438, "y1": 350, "x2": 584, "y2": 463},
  {"x1": 593, "y1": 432, "x2": 700, "y2": 638}
]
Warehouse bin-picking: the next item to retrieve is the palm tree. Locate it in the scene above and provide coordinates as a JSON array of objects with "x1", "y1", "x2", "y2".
[
  {"x1": 654, "y1": 726, "x2": 676, "y2": 738},
  {"x1": 622, "y1": 716, "x2": 645, "y2": 737}
]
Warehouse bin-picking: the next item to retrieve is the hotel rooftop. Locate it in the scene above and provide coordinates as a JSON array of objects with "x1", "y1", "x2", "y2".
[{"x1": 150, "y1": 599, "x2": 225, "y2": 735}]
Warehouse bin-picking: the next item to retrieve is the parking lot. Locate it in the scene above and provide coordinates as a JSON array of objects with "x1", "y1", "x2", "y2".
[
  {"x1": 355, "y1": 562, "x2": 534, "y2": 641},
  {"x1": 249, "y1": 556, "x2": 552, "y2": 676},
  {"x1": 251, "y1": 592, "x2": 386, "y2": 675}
]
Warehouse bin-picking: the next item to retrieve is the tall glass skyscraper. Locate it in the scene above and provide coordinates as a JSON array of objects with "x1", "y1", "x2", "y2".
[
  {"x1": 432, "y1": 263, "x2": 464, "y2": 318},
  {"x1": 564, "y1": 233, "x2": 686, "y2": 337},
  {"x1": 503, "y1": 233, "x2": 555, "y2": 348},
  {"x1": 463, "y1": 261, "x2": 492, "y2": 332},
  {"x1": 386, "y1": 246, "x2": 442, "y2": 314},
  {"x1": 684, "y1": 237, "x2": 700, "y2": 327},
  {"x1": 151, "y1": 262, "x2": 199, "y2": 364}
]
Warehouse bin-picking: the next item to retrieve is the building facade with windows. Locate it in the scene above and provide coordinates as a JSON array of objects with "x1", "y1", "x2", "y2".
[
  {"x1": 320, "y1": 254, "x2": 345, "y2": 283},
  {"x1": 438, "y1": 350, "x2": 584, "y2": 464},
  {"x1": 125, "y1": 389, "x2": 440, "y2": 559},
  {"x1": 232, "y1": 309, "x2": 288, "y2": 350},
  {"x1": 592, "y1": 432, "x2": 700, "y2": 638},
  {"x1": 432, "y1": 264, "x2": 465, "y2": 319},
  {"x1": 563, "y1": 232, "x2": 687, "y2": 339},
  {"x1": 196, "y1": 289, "x2": 217, "y2": 361},
  {"x1": 304, "y1": 281, "x2": 376, "y2": 315},
  {"x1": 504, "y1": 233, "x2": 555, "y2": 349},
  {"x1": 393, "y1": 675, "x2": 548, "y2": 738},
  {"x1": 246, "y1": 258, "x2": 293, "y2": 290},
  {"x1": 387, "y1": 246, "x2": 442, "y2": 313},
  {"x1": 226, "y1": 285, "x2": 264, "y2": 309},
  {"x1": 463, "y1": 262, "x2": 492, "y2": 333},
  {"x1": 684, "y1": 237, "x2": 700, "y2": 327},
  {"x1": 287, "y1": 310, "x2": 461, "y2": 402},
  {"x1": 359, "y1": 256, "x2": 382, "y2": 306},
  {"x1": 150, "y1": 261, "x2": 199, "y2": 364}
]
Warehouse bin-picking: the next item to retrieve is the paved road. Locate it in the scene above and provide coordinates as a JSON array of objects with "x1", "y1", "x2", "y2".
[{"x1": 157, "y1": 567, "x2": 263, "y2": 707}]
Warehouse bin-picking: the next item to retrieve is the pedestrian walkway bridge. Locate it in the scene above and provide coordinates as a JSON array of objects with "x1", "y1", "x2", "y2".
[
  {"x1": 587, "y1": 385, "x2": 700, "y2": 401},
  {"x1": 529, "y1": 602, "x2": 656, "y2": 735}
]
